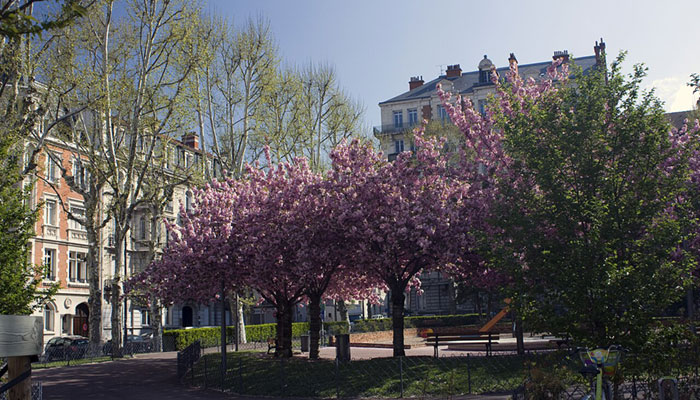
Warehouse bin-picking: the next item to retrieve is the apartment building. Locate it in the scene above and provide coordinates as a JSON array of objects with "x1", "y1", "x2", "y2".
[
  {"x1": 26, "y1": 128, "x2": 227, "y2": 345},
  {"x1": 374, "y1": 43, "x2": 604, "y2": 315}
]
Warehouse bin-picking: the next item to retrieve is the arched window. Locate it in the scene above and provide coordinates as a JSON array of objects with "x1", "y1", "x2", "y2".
[{"x1": 44, "y1": 304, "x2": 55, "y2": 331}]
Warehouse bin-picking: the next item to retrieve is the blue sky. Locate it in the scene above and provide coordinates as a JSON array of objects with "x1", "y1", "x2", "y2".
[{"x1": 208, "y1": 0, "x2": 699, "y2": 130}]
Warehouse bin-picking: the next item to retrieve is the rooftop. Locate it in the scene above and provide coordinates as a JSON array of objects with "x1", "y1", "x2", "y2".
[{"x1": 379, "y1": 55, "x2": 598, "y2": 106}]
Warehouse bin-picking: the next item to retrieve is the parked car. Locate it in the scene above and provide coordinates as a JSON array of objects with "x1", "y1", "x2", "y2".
[
  {"x1": 103, "y1": 334, "x2": 153, "y2": 355},
  {"x1": 43, "y1": 336, "x2": 89, "y2": 361}
]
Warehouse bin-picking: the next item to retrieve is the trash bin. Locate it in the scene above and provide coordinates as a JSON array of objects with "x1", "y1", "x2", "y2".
[
  {"x1": 301, "y1": 334, "x2": 309, "y2": 352},
  {"x1": 335, "y1": 334, "x2": 350, "y2": 362}
]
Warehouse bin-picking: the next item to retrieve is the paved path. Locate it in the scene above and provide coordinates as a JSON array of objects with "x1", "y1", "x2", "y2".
[
  {"x1": 32, "y1": 351, "x2": 512, "y2": 400},
  {"x1": 33, "y1": 352, "x2": 236, "y2": 400}
]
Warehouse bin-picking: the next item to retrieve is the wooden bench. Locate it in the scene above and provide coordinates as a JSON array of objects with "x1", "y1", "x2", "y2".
[
  {"x1": 426, "y1": 331, "x2": 499, "y2": 357},
  {"x1": 266, "y1": 338, "x2": 277, "y2": 354}
]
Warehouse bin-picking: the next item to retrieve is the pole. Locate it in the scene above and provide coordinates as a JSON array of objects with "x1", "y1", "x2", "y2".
[
  {"x1": 220, "y1": 281, "x2": 227, "y2": 387},
  {"x1": 7, "y1": 356, "x2": 31, "y2": 400}
]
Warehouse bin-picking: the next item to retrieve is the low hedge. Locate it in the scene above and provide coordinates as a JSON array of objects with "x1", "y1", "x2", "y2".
[
  {"x1": 352, "y1": 313, "x2": 484, "y2": 333},
  {"x1": 164, "y1": 321, "x2": 350, "y2": 351}
]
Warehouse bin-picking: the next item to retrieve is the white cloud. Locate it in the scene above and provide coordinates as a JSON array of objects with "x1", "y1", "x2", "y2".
[{"x1": 647, "y1": 76, "x2": 698, "y2": 112}]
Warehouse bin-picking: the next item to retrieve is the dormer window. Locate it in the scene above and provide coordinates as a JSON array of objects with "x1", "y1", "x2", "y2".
[
  {"x1": 478, "y1": 55, "x2": 494, "y2": 84},
  {"x1": 479, "y1": 70, "x2": 490, "y2": 84}
]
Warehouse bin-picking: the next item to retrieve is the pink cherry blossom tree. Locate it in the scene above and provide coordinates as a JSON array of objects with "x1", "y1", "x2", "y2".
[
  {"x1": 330, "y1": 136, "x2": 484, "y2": 356},
  {"x1": 127, "y1": 176, "x2": 246, "y2": 365}
]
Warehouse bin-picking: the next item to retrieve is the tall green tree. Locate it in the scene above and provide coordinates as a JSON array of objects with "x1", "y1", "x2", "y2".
[
  {"x1": 488, "y1": 56, "x2": 697, "y2": 349},
  {"x1": 0, "y1": 126, "x2": 56, "y2": 314}
]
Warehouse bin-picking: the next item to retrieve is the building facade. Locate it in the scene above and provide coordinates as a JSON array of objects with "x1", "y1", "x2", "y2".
[
  {"x1": 27, "y1": 130, "x2": 227, "y2": 345},
  {"x1": 374, "y1": 44, "x2": 603, "y2": 315}
]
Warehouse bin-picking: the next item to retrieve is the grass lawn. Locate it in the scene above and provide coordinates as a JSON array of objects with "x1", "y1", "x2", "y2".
[{"x1": 188, "y1": 351, "x2": 544, "y2": 398}]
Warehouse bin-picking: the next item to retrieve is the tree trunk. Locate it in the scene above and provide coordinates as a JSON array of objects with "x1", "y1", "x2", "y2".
[
  {"x1": 337, "y1": 299, "x2": 349, "y2": 324},
  {"x1": 110, "y1": 235, "x2": 123, "y2": 357},
  {"x1": 86, "y1": 225, "x2": 102, "y2": 354},
  {"x1": 275, "y1": 301, "x2": 293, "y2": 358},
  {"x1": 238, "y1": 301, "x2": 247, "y2": 344},
  {"x1": 514, "y1": 314, "x2": 525, "y2": 355},
  {"x1": 308, "y1": 294, "x2": 322, "y2": 359},
  {"x1": 391, "y1": 289, "x2": 406, "y2": 357},
  {"x1": 110, "y1": 280, "x2": 121, "y2": 357},
  {"x1": 150, "y1": 296, "x2": 163, "y2": 352}
]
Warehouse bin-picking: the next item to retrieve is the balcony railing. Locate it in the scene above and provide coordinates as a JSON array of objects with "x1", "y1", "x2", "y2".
[{"x1": 373, "y1": 121, "x2": 422, "y2": 136}]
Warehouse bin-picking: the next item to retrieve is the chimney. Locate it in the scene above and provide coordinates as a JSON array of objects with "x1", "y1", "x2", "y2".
[
  {"x1": 446, "y1": 64, "x2": 462, "y2": 78},
  {"x1": 594, "y1": 38, "x2": 606, "y2": 67},
  {"x1": 552, "y1": 50, "x2": 569, "y2": 62},
  {"x1": 182, "y1": 132, "x2": 199, "y2": 150},
  {"x1": 508, "y1": 53, "x2": 518, "y2": 73},
  {"x1": 409, "y1": 76, "x2": 424, "y2": 91}
]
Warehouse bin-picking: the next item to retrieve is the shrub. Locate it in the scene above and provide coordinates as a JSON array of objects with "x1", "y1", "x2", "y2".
[{"x1": 163, "y1": 321, "x2": 351, "y2": 351}]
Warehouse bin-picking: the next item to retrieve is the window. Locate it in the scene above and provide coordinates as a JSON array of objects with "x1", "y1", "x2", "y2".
[
  {"x1": 44, "y1": 199, "x2": 57, "y2": 226},
  {"x1": 437, "y1": 105, "x2": 451, "y2": 123},
  {"x1": 44, "y1": 304, "x2": 55, "y2": 331},
  {"x1": 46, "y1": 155, "x2": 58, "y2": 183},
  {"x1": 393, "y1": 111, "x2": 403, "y2": 129},
  {"x1": 185, "y1": 191, "x2": 192, "y2": 212},
  {"x1": 184, "y1": 153, "x2": 193, "y2": 168},
  {"x1": 68, "y1": 251, "x2": 87, "y2": 283},
  {"x1": 139, "y1": 216, "x2": 148, "y2": 240},
  {"x1": 176, "y1": 147, "x2": 184, "y2": 167},
  {"x1": 479, "y1": 70, "x2": 490, "y2": 84},
  {"x1": 478, "y1": 99, "x2": 487, "y2": 116},
  {"x1": 43, "y1": 248, "x2": 56, "y2": 280},
  {"x1": 69, "y1": 206, "x2": 85, "y2": 231},
  {"x1": 408, "y1": 109, "x2": 418, "y2": 125},
  {"x1": 72, "y1": 159, "x2": 87, "y2": 189},
  {"x1": 141, "y1": 310, "x2": 150, "y2": 327},
  {"x1": 165, "y1": 199, "x2": 174, "y2": 213},
  {"x1": 394, "y1": 140, "x2": 404, "y2": 154}
]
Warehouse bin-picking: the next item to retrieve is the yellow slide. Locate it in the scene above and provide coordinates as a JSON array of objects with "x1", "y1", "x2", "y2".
[{"x1": 478, "y1": 298, "x2": 511, "y2": 333}]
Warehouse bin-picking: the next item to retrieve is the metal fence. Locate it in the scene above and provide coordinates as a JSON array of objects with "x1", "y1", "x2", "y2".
[
  {"x1": 179, "y1": 344, "x2": 700, "y2": 399},
  {"x1": 30, "y1": 338, "x2": 155, "y2": 369},
  {"x1": 183, "y1": 350, "x2": 540, "y2": 398},
  {"x1": 0, "y1": 382, "x2": 42, "y2": 400},
  {"x1": 1, "y1": 359, "x2": 42, "y2": 400}
]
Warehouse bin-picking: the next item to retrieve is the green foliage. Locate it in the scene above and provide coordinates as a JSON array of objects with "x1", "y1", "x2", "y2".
[
  {"x1": 352, "y1": 314, "x2": 481, "y2": 333},
  {"x1": 628, "y1": 321, "x2": 700, "y2": 375},
  {"x1": 0, "y1": 128, "x2": 56, "y2": 315},
  {"x1": 524, "y1": 365, "x2": 569, "y2": 400},
  {"x1": 323, "y1": 321, "x2": 349, "y2": 335},
  {"x1": 491, "y1": 54, "x2": 697, "y2": 350},
  {"x1": 0, "y1": 0, "x2": 88, "y2": 38},
  {"x1": 164, "y1": 321, "x2": 353, "y2": 350}
]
